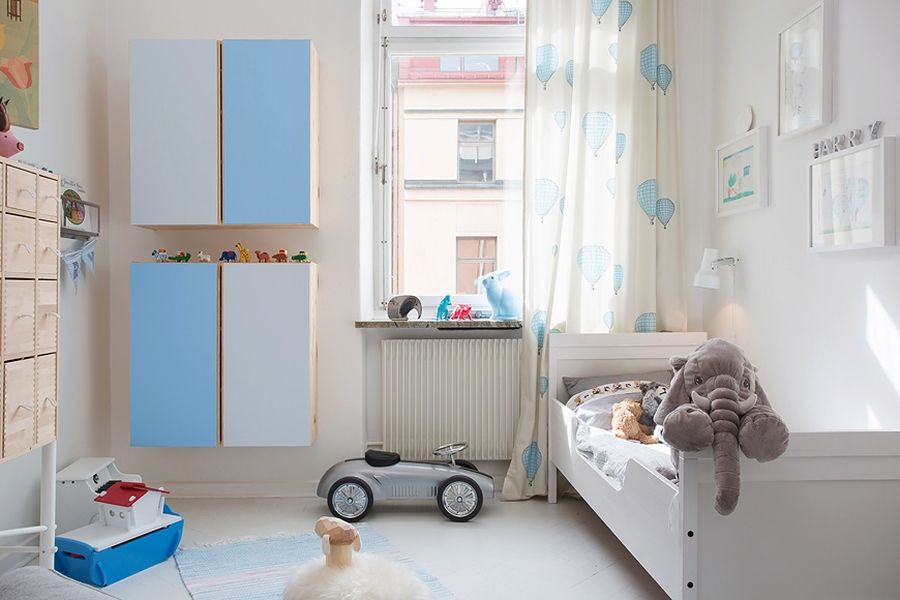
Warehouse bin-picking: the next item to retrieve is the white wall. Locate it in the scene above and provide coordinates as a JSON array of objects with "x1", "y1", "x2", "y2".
[
  {"x1": 679, "y1": 0, "x2": 900, "y2": 430},
  {"x1": 0, "y1": 0, "x2": 110, "y2": 556},
  {"x1": 105, "y1": 0, "x2": 371, "y2": 495}
]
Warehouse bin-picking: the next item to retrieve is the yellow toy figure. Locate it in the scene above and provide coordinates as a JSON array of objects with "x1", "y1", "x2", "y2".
[{"x1": 235, "y1": 242, "x2": 252, "y2": 263}]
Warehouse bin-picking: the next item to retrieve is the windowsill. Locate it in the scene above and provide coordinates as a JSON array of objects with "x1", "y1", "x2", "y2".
[{"x1": 355, "y1": 319, "x2": 522, "y2": 330}]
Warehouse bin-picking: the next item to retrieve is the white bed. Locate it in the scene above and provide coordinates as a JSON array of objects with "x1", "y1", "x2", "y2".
[{"x1": 547, "y1": 333, "x2": 900, "y2": 600}]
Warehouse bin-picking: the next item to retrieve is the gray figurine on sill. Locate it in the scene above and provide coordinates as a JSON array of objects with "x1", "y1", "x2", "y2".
[{"x1": 387, "y1": 295, "x2": 423, "y2": 321}]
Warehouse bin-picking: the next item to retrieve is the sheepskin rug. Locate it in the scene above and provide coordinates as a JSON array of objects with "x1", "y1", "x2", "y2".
[{"x1": 283, "y1": 553, "x2": 432, "y2": 600}]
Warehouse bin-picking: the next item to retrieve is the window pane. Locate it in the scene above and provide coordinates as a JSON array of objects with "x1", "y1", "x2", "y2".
[
  {"x1": 392, "y1": 0, "x2": 526, "y2": 26},
  {"x1": 464, "y1": 55, "x2": 500, "y2": 72},
  {"x1": 391, "y1": 54, "x2": 523, "y2": 300}
]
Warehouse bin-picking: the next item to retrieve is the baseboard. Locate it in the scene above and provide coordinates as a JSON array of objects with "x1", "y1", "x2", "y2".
[{"x1": 165, "y1": 480, "x2": 320, "y2": 499}]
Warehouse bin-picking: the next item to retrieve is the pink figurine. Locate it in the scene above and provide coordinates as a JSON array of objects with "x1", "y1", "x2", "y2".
[
  {"x1": 0, "y1": 98, "x2": 23, "y2": 158},
  {"x1": 450, "y1": 304, "x2": 473, "y2": 320}
]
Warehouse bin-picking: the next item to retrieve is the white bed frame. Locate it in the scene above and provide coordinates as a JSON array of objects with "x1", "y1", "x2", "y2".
[
  {"x1": 0, "y1": 442, "x2": 57, "y2": 570},
  {"x1": 548, "y1": 333, "x2": 900, "y2": 600}
]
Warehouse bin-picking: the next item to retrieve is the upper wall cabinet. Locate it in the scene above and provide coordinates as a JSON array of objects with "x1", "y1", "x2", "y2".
[
  {"x1": 130, "y1": 40, "x2": 219, "y2": 226},
  {"x1": 222, "y1": 40, "x2": 319, "y2": 226},
  {"x1": 129, "y1": 39, "x2": 319, "y2": 228}
]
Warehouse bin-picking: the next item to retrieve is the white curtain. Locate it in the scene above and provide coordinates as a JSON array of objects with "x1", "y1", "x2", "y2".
[{"x1": 503, "y1": 0, "x2": 685, "y2": 499}]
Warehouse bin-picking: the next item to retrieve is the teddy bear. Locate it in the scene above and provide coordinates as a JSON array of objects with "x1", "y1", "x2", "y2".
[
  {"x1": 611, "y1": 399, "x2": 658, "y2": 444},
  {"x1": 638, "y1": 382, "x2": 667, "y2": 429}
]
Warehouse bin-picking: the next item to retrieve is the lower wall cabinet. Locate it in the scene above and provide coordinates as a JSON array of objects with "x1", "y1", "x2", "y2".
[{"x1": 130, "y1": 262, "x2": 317, "y2": 447}]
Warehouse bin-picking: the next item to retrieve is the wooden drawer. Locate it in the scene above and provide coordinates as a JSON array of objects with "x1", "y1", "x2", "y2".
[
  {"x1": 3, "y1": 213, "x2": 35, "y2": 277},
  {"x1": 36, "y1": 280, "x2": 58, "y2": 354},
  {"x1": 36, "y1": 354, "x2": 57, "y2": 446},
  {"x1": 6, "y1": 165, "x2": 37, "y2": 214},
  {"x1": 36, "y1": 219, "x2": 59, "y2": 279},
  {"x1": 3, "y1": 280, "x2": 35, "y2": 358},
  {"x1": 37, "y1": 175, "x2": 59, "y2": 222},
  {"x1": 3, "y1": 359, "x2": 35, "y2": 458}
]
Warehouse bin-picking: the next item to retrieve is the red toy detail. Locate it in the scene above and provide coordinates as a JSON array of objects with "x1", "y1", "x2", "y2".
[{"x1": 450, "y1": 304, "x2": 473, "y2": 320}]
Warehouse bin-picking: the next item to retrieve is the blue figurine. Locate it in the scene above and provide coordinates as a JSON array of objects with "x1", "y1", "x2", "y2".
[
  {"x1": 476, "y1": 270, "x2": 522, "y2": 320},
  {"x1": 436, "y1": 294, "x2": 452, "y2": 320}
]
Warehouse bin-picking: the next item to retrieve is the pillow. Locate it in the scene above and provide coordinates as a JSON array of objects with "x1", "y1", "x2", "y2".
[
  {"x1": 570, "y1": 388, "x2": 642, "y2": 430},
  {"x1": 562, "y1": 370, "x2": 673, "y2": 397}
]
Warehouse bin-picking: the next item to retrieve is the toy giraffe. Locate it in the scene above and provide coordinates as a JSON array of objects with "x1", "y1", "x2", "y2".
[{"x1": 235, "y1": 243, "x2": 252, "y2": 263}]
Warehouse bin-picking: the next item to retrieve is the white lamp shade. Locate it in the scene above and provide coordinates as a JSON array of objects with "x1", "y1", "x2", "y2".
[{"x1": 693, "y1": 248, "x2": 721, "y2": 290}]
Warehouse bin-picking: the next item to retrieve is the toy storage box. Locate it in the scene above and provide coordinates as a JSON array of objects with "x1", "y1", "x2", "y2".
[{"x1": 56, "y1": 457, "x2": 142, "y2": 535}]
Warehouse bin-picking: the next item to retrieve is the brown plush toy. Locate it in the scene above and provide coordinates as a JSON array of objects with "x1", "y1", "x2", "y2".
[{"x1": 611, "y1": 399, "x2": 658, "y2": 444}]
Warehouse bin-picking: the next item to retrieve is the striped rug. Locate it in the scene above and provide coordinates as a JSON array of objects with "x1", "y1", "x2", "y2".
[{"x1": 174, "y1": 524, "x2": 453, "y2": 600}]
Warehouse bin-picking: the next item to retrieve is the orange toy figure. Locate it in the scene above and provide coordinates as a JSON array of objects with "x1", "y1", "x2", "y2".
[
  {"x1": 255, "y1": 250, "x2": 271, "y2": 263},
  {"x1": 272, "y1": 249, "x2": 289, "y2": 263}
]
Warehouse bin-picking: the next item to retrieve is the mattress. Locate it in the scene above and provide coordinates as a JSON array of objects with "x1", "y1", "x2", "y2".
[{"x1": 574, "y1": 423, "x2": 675, "y2": 489}]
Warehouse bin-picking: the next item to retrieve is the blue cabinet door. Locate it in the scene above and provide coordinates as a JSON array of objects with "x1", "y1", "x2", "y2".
[
  {"x1": 221, "y1": 40, "x2": 317, "y2": 225},
  {"x1": 130, "y1": 264, "x2": 218, "y2": 447}
]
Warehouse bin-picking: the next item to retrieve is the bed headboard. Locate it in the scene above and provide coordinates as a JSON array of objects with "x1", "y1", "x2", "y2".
[{"x1": 548, "y1": 332, "x2": 708, "y2": 401}]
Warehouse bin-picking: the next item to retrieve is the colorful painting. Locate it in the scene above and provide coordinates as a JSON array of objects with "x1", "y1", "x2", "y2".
[
  {"x1": 716, "y1": 128, "x2": 767, "y2": 217},
  {"x1": 721, "y1": 144, "x2": 755, "y2": 204},
  {"x1": 0, "y1": 0, "x2": 38, "y2": 129}
]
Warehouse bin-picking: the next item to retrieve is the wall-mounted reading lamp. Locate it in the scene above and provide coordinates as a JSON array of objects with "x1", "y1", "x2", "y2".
[{"x1": 693, "y1": 248, "x2": 740, "y2": 290}]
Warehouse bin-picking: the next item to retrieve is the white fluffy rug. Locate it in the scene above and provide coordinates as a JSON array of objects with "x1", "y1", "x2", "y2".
[{"x1": 283, "y1": 554, "x2": 432, "y2": 600}]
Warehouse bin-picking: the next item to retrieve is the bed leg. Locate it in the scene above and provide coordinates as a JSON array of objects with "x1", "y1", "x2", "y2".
[
  {"x1": 39, "y1": 441, "x2": 57, "y2": 569},
  {"x1": 548, "y1": 460, "x2": 558, "y2": 504}
]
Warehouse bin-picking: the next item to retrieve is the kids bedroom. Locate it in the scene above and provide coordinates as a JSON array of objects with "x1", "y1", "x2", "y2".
[{"x1": 0, "y1": 1, "x2": 898, "y2": 599}]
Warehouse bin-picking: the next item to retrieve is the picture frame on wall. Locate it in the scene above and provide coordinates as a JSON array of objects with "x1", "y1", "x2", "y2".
[
  {"x1": 715, "y1": 127, "x2": 768, "y2": 217},
  {"x1": 778, "y1": 0, "x2": 832, "y2": 137},
  {"x1": 807, "y1": 137, "x2": 896, "y2": 252}
]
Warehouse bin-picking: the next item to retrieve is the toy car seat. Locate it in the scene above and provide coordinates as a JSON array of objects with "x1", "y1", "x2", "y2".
[{"x1": 364, "y1": 449, "x2": 401, "y2": 467}]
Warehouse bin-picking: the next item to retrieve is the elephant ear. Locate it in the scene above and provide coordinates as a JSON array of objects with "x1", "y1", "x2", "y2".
[{"x1": 655, "y1": 355, "x2": 690, "y2": 425}]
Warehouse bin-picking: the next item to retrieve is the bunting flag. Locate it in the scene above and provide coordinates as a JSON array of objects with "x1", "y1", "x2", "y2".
[{"x1": 54, "y1": 238, "x2": 97, "y2": 293}]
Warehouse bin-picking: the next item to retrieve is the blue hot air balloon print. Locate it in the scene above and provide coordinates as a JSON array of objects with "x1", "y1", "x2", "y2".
[
  {"x1": 577, "y1": 245, "x2": 611, "y2": 290},
  {"x1": 603, "y1": 311, "x2": 615, "y2": 331},
  {"x1": 656, "y1": 197, "x2": 676, "y2": 228},
  {"x1": 637, "y1": 179, "x2": 658, "y2": 224},
  {"x1": 534, "y1": 178, "x2": 560, "y2": 222},
  {"x1": 536, "y1": 44, "x2": 559, "y2": 90},
  {"x1": 592, "y1": 0, "x2": 612, "y2": 23},
  {"x1": 539, "y1": 376, "x2": 549, "y2": 397},
  {"x1": 531, "y1": 311, "x2": 548, "y2": 353},
  {"x1": 615, "y1": 132, "x2": 626, "y2": 163},
  {"x1": 635, "y1": 312, "x2": 658, "y2": 333},
  {"x1": 657, "y1": 64, "x2": 673, "y2": 94},
  {"x1": 565, "y1": 59, "x2": 575, "y2": 87},
  {"x1": 606, "y1": 177, "x2": 616, "y2": 197},
  {"x1": 608, "y1": 43, "x2": 618, "y2": 64},
  {"x1": 613, "y1": 264, "x2": 623, "y2": 295},
  {"x1": 553, "y1": 110, "x2": 567, "y2": 131},
  {"x1": 640, "y1": 44, "x2": 659, "y2": 90},
  {"x1": 618, "y1": 0, "x2": 633, "y2": 30},
  {"x1": 582, "y1": 112, "x2": 613, "y2": 157},
  {"x1": 522, "y1": 441, "x2": 542, "y2": 485}
]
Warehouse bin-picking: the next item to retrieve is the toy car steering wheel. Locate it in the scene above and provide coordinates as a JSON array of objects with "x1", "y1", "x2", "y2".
[{"x1": 433, "y1": 442, "x2": 468, "y2": 458}]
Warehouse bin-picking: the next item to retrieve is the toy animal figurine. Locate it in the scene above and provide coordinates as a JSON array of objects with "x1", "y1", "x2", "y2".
[
  {"x1": 235, "y1": 243, "x2": 252, "y2": 263},
  {"x1": 219, "y1": 250, "x2": 237, "y2": 262},
  {"x1": 387, "y1": 295, "x2": 422, "y2": 321},
  {"x1": 291, "y1": 250, "x2": 310, "y2": 263},
  {"x1": 611, "y1": 399, "x2": 658, "y2": 444},
  {"x1": 476, "y1": 270, "x2": 522, "y2": 320},
  {"x1": 167, "y1": 251, "x2": 191, "y2": 263},
  {"x1": 450, "y1": 304, "x2": 473, "y2": 320},
  {"x1": 272, "y1": 249, "x2": 288, "y2": 263},
  {"x1": 255, "y1": 250, "x2": 271, "y2": 263},
  {"x1": 283, "y1": 517, "x2": 431, "y2": 600},
  {"x1": 0, "y1": 98, "x2": 23, "y2": 158},
  {"x1": 197, "y1": 251, "x2": 211, "y2": 263},
  {"x1": 151, "y1": 249, "x2": 168, "y2": 262},
  {"x1": 436, "y1": 294, "x2": 452, "y2": 320},
  {"x1": 655, "y1": 338, "x2": 789, "y2": 515}
]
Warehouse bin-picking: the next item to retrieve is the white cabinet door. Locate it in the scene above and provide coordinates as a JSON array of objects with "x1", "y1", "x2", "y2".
[
  {"x1": 221, "y1": 263, "x2": 317, "y2": 446},
  {"x1": 130, "y1": 40, "x2": 219, "y2": 225}
]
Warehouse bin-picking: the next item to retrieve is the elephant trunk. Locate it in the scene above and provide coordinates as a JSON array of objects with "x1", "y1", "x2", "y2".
[{"x1": 708, "y1": 384, "x2": 742, "y2": 515}]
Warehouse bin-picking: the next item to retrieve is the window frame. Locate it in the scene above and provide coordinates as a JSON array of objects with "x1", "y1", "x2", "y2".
[
  {"x1": 457, "y1": 120, "x2": 496, "y2": 183},
  {"x1": 455, "y1": 235, "x2": 498, "y2": 294},
  {"x1": 373, "y1": 1, "x2": 525, "y2": 313}
]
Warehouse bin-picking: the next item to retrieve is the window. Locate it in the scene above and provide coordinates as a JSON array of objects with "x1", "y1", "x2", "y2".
[
  {"x1": 375, "y1": 2, "x2": 525, "y2": 310},
  {"x1": 456, "y1": 237, "x2": 497, "y2": 293},
  {"x1": 458, "y1": 121, "x2": 495, "y2": 183}
]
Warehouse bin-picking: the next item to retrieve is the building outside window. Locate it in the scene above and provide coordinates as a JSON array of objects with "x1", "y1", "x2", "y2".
[
  {"x1": 456, "y1": 237, "x2": 497, "y2": 293},
  {"x1": 458, "y1": 121, "x2": 495, "y2": 183}
]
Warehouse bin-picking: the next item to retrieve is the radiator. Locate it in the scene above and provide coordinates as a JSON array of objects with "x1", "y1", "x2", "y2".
[{"x1": 382, "y1": 338, "x2": 522, "y2": 460}]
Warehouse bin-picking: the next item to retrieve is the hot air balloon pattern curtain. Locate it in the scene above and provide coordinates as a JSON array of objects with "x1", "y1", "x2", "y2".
[{"x1": 503, "y1": 0, "x2": 685, "y2": 500}]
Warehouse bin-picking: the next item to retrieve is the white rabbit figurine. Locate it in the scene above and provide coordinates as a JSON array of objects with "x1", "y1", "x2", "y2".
[{"x1": 477, "y1": 270, "x2": 522, "y2": 320}]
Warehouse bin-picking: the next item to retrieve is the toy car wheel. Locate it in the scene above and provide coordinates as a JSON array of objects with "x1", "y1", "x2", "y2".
[
  {"x1": 437, "y1": 476, "x2": 483, "y2": 522},
  {"x1": 328, "y1": 477, "x2": 373, "y2": 522}
]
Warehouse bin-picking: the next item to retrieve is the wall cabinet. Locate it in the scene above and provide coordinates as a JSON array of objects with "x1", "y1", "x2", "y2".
[
  {"x1": 0, "y1": 159, "x2": 60, "y2": 464},
  {"x1": 130, "y1": 263, "x2": 317, "y2": 448},
  {"x1": 129, "y1": 39, "x2": 319, "y2": 228}
]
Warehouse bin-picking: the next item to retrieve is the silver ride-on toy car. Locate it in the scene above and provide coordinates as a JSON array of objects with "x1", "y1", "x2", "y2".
[{"x1": 317, "y1": 442, "x2": 494, "y2": 522}]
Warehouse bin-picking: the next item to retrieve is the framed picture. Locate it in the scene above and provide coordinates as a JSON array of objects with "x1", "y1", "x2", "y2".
[
  {"x1": 60, "y1": 179, "x2": 100, "y2": 239},
  {"x1": 778, "y1": 0, "x2": 832, "y2": 137},
  {"x1": 807, "y1": 137, "x2": 896, "y2": 252},
  {"x1": 715, "y1": 127, "x2": 768, "y2": 217}
]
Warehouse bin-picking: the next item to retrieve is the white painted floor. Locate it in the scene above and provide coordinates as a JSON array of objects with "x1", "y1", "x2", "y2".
[{"x1": 106, "y1": 496, "x2": 666, "y2": 600}]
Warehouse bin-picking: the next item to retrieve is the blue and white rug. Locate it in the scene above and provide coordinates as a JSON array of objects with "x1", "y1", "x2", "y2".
[{"x1": 174, "y1": 524, "x2": 453, "y2": 600}]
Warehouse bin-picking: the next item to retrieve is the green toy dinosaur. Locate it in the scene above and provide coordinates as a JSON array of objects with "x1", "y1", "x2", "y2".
[
  {"x1": 168, "y1": 252, "x2": 192, "y2": 263},
  {"x1": 291, "y1": 251, "x2": 310, "y2": 263}
]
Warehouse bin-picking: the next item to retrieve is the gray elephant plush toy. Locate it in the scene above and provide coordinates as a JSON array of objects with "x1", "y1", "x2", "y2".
[{"x1": 654, "y1": 338, "x2": 790, "y2": 515}]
